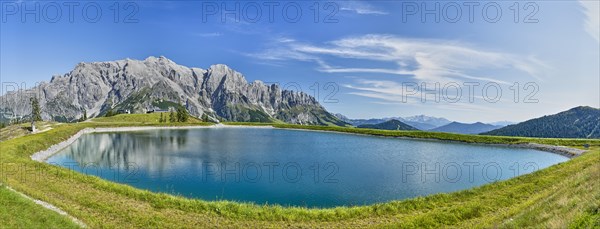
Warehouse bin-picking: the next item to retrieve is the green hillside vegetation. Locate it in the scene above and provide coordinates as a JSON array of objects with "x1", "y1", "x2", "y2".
[
  {"x1": 431, "y1": 122, "x2": 499, "y2": 134},
  {"x1": 99, "y1": 88, "x2": 152, "y2": 116},
  {"x1": 0, "y1": 121, "x2": 61, "y2": 142},
  {"x1": 91, "y1": 113, "x2": 205, "y2": 125},
  {"x1": 0, "y1": 185, "x2": 80, "y2": 228},
  {"x1": 0, "y1": 114, "x2": 598, "y2": 227},
  {"x1": 357, "y1": 119, "x2": 418, "y2": 131},
  {"x1": 484, "y1": 106, "x2": 600, "y2": 138}
]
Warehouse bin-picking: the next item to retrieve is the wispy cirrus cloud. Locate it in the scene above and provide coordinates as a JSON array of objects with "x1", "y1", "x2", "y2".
[
  {"x1": 251, "y1": 34, "x2": 548, "y2": 84},
  {"x1": 250, "y1": 34, "x2": 548, "y2": 105},
  {"x1": 580, "y1": 0, "x2": 600, "y2": 42},
  {"x1": 344, "y1": 78, "x2": 512, "y2": 105},
  {"x1": 346, "y1": 82, "x2": 501, "y2": 113},
  {"x1": 194, "y1": 32, "x2": 223, "y2": 37},
  {"x1": 338, "y1": 1, "x2": 388, "y2": 15}
]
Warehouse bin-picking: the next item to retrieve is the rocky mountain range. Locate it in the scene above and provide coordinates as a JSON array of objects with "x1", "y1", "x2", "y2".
[{"x1": 0, "y1": 56, "x2": 346, "y2": 126}]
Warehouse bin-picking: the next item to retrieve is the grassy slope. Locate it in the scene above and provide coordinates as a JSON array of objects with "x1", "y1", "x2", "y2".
[
  {"x1": 0, "y1": 121, "x2": 60, "y2": 142},
  {"x1": 91, "y1": 113, "x2": 205, "y2": 124},
  {"x1": 0, "y1": 185, "x2": 79, "y2": 228},
  {"x1": 0, "y1": 114, "x2": 598, "y2": 228}
]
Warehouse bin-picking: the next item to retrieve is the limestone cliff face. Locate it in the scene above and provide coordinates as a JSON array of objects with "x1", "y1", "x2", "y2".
[{"x1": 0, "y1": 56, "x2": 345, "y2": 125}]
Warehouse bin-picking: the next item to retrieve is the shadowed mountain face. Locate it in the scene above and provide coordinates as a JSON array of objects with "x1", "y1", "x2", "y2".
[
  {"x1": 0, "y1": 56, "x2": 345, "y2": 126},
  {"x1": 357, "y1": 119, "x2": 418, "y2": 131},
  {"x1": 431, "y1": 122, "x2": 500, "y2": 134},
  {"x1": 483, "y1": 106, "x2": 600, "y2": 138}
]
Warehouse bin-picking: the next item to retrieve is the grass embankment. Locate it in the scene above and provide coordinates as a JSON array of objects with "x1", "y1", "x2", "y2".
[
  {"x1": 221, "y1": 121, "x2": 280, "y2": 126},
  {"x1": 0, "y1": 114, "x2": 598, "y2": 227},
  {"x1": 0, "y1": 185, "x2": 80, "y2": 228}
]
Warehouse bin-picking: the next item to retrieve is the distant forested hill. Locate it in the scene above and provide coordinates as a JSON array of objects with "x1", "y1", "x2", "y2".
[
  {"x1": 483, "y1": 106, "x2": 600, "y2": 138},
  {"x1": 431, "y1": 122, "x2": 500, "y2": 134},
  {"x1": 357, "y1": 119, "x2": 418, "y2": 131}
]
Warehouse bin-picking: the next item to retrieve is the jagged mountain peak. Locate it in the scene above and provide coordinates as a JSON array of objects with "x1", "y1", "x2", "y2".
[
  {"x1": 144, "y1": 55, "x2": 169, "y2": 62},
  {"x1": 208, "y1": 63, "x2": 234, "y2": 70},
  {"x1": 206, "y1": 64, "x2": 245, "y2": 81}
]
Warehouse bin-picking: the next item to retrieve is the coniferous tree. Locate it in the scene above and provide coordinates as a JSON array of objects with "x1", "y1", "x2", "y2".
[
  {"x1": 105, "y1": 108, "x2": 116, "y2": 117},
  {"x1": 176, "y1": 107, "x2": 189, "y2": 122},
  {"x1": 30, "y1": 97, "x2": 42, "y2": 122},
  {"x1": 169, "y1": 110, "x2": 177, "y2": 122}
]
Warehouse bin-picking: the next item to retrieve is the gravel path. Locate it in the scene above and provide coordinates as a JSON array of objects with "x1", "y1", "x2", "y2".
[{"x1": 512, "y1": 143, "x2": 586, "y2": 158}]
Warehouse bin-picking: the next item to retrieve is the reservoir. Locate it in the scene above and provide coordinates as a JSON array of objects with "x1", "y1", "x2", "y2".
[{"x1": 46, "y1": 127, "x2": 568, "y2": 208}]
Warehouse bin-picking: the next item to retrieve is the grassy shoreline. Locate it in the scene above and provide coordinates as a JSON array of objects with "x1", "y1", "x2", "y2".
[
  {"x1": 0, "y1": 184, "x2": 80, "y2": 228},
  {"x1": 1, "y1": 114, "x2": 598, "y2": 227},
  {"x1": 270, "y1": 124, "x2": 588, "y2": 157},
  {"x1": 268, "y1": 123, "x2": 600, "y2": 146}
]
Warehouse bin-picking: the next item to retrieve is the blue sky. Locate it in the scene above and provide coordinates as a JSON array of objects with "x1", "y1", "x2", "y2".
[{"x1": 1, "y1": 0, "x2": 598, "y2": 122}]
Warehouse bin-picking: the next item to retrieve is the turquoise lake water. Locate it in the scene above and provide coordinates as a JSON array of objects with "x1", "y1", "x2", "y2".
[{"x1": 46, "y1": 127, "x2": 569, "y2": 208}]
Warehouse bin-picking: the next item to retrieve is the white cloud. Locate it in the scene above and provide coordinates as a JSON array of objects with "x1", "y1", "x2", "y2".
[
  {"x1": 276, "y1": 37, "x2": 296, "y2": 43},
  {"x1": 580, "y1": 0, "x2": 600, "y2": 42},
  {"x1": 348, "y1": 87, "x2": 498, "y2": 113},
  {"x1": 339, "y1": 1, "x2": 388, "y2": 15},
  {"x1": 344, "y1": 79, "x2": 510, "y2": 105},
  {"x1": 252, "y1": 34, "x2": 547, "y2": 84},
  {"x1": 194, "y1": 32, "x2": 223, "y2": 37},
  {"x1": 250, "y1": 34, "x2": 549, "y2": 106}
]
